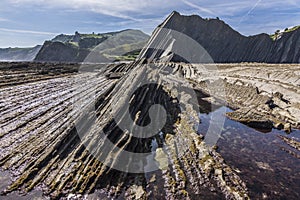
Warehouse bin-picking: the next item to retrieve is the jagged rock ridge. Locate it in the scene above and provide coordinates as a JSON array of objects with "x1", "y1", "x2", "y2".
[{"x1": 140, "y1": 11, "x2": 300, "y2": 63}]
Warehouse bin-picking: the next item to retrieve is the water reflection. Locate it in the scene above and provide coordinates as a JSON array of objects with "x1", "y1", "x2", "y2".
[{"x1": 198, "y1": 106, "x2": 300, "y2": 199}]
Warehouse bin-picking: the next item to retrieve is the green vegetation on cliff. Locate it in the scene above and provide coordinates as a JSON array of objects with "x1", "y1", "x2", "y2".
[
  {"x1": 35, "y1": 29, "x2": 149, "y2": 63},
  {"x1": 270, "y1": 25, "x2": 300, "y2": 41}
]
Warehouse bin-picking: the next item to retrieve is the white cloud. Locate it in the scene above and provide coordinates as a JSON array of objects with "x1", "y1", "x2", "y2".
[
  {"x1": 238, "y1": 0, "x2": 263, "y2": 25},
  {"x1": 0, "y1": 27, "x2": 58, "y2": 35},
  {"x1": 182, "y1": 0, "x2": 300, "y2": 17},
  {"x1": 2, "y1": 0, "x2": 300, "y2": 40},
  {"x1": 8, "y1": 0, "x2": 182, "y2": 20},
  {"x1": 0, "y1": 17, "x2": 9, "y2": 22},
  {"x1": 6, "y1": 0, "x2": 300, "y2": 21},
  {"x1": 181, "y1": 0, "x2": 214, "y2": 15}
]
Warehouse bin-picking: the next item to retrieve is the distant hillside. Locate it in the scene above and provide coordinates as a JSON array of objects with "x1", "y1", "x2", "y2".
[
  {"x1": 0, "y1": 45, "x2": 41, "y2": 61},
  {"x1": 140, "y1": 11, "x2": 300, "y2": 63},
  {"x1": 35, "y1": 30, "x2": 149, "y2": 63}
]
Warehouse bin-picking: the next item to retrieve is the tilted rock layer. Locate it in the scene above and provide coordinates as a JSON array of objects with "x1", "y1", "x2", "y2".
[{"x1": 140, "y1": 11, "x2": 300, "y2": 63}]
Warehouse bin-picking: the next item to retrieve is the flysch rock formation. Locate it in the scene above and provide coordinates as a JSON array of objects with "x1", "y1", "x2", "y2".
[
  {"x1": 0, "y1": 60, "x2": 300, "y2": 199},
  {"x1": 0, "y1": 62, "x2": 250, "y2": 199},
  {"x1": 139, "y1": 11, "x2": 300, "y2": 63},
  {"x1": 0, "y1": 11, "x2": 300, "y2": 200},
  {"x1": 186, "y1": 63, "x2": 300, "y2": 131},
  {"x1": 137, "y1": 11, "x2": 300, "y2": 131}
]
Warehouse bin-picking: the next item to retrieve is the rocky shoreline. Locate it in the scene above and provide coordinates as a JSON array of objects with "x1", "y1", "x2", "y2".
[
  {"x1": 0, "y1": 61, "x2": 299, "y2": 199},
  {"x1": 187, "y1": 63, "x2": 300, "y2": 133}
]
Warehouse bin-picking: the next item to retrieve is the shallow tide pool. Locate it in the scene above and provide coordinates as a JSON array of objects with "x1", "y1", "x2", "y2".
[{"x1": 198, "y1": 106, "x2": 300, "y2": 199}]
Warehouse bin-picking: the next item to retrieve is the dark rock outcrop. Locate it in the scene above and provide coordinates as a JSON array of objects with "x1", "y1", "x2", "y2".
[
  {"x1": 34, "y1": 41, "x2": 110, "y2": 63},
  {"x1": 140, "y1": 11, "x2": 300, "y2": 63},
  {"x1": 78, "y1": 37, "x2": 107, "y2": 49}
]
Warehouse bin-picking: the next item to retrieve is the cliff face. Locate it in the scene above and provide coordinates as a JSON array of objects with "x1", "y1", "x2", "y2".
[
  {"x1": 34, "y1": 41, "x2": 110, "y2": 63},
  {"x1": 35, "y1": 30, "x2": 149, "y2": 63},
  {"x1": 140, "y1": 11, "x2": 300, "y2": 63},
  {"x1": 0, "y1": 45, "x2": 41, "y2": 61}
]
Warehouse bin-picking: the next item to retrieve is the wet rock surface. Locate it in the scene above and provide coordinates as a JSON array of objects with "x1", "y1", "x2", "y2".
[
  {"x1": 191, "y1": 63, "x2": 300, "y2": 131},
  {"x1": 0, "y1": 61, "x2": 299, "y2": 199}
]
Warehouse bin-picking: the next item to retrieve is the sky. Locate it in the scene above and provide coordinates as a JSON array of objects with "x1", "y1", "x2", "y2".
[{"x1": 0, "y1": 0, "x2": 300, "y2": 47}]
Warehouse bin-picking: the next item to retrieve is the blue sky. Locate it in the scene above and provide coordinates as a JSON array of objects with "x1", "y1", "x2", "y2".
[{"x1": 0, "y1": 0, "x2": 300, "y2": 47}]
